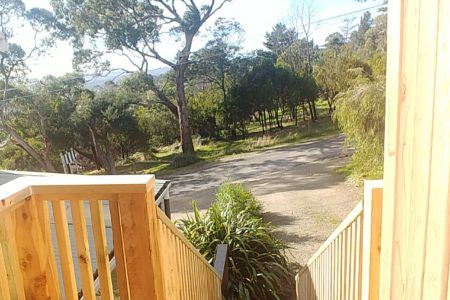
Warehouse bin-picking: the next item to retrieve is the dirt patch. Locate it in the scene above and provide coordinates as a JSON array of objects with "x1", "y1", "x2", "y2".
[{"x1": 165, "y1": 135, "x2": 361, "y2": 270}]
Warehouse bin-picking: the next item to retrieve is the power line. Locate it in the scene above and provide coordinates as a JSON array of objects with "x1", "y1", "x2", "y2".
[{"x1": 311, "y1": 4, "x2": 385, "y2": 26}]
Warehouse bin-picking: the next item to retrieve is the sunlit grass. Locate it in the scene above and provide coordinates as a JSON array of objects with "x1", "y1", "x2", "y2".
[{"x1": 87, "y1": 101, "x2": 340, "y2": 176}]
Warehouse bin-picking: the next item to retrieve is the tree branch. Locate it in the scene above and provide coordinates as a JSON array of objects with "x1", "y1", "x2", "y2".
[
  {"x1": 201, "y1": 0, "x2": 229, "y2": 24},
  {"x1": 150, "y1": 86, "x2": 179, "y2": 117},
  {"x1": 154, "y1": 0, "x2": 182, "y2": 22}
]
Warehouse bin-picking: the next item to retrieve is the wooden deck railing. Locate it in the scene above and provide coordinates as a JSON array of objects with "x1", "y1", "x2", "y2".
[
  {"x1": 296, "y1": 180, "x2": 383, "y2": 300},
  {"x1": 156, "y1": 208, "x2": 222, "y2": 299},
  {"x1": 0, "y1": 175, "x2": 222, "y2": 299}
]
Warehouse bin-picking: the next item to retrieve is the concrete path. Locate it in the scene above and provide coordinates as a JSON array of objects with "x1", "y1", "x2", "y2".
[{"x1": 164, "y1": 135, "x2": 361, "y2": 266}]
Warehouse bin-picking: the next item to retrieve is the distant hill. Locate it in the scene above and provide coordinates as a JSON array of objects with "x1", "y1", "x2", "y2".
[{"x1": 85, "y1": 67, "x2": 171, "y2": 89}]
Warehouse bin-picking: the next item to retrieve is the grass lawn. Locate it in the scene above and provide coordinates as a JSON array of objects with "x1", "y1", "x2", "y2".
[{"x1": 88, "y1": 101, "x2": 340, "y2": 176}]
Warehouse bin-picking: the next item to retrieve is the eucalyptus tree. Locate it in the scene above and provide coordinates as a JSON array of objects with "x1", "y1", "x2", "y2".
[
  {"x1": 50, "y1": 0, "x2": 232, "y2": 155},
  {"x1": 0, "y1": 0, "x2": 63, "y2": 171}
]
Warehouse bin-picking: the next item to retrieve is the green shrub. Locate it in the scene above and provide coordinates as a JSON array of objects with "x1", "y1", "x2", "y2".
[
  {"x1": 215, "y1": 182, "x2": 262, "y2": 216},
  {"x1": 177, "y1": 183, "x2": 292, "y2": 300},
  {"x1": 333, "y1": 79, "x2": 385, "y2": 180}
]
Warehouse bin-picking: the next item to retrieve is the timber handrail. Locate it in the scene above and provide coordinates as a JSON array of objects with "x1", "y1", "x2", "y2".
[
  {"x1": 0, "y1": 175, "x2": 222, "y2": 300},
  {"x1": 295, "y1": 180, "x2": 383, "y2": 300}
]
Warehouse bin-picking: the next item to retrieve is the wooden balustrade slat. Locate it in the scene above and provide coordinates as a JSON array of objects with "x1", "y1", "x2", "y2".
[
  {"x1": 186, "y1": 247, "x2": 191, "y2": 298},
  {"x1": 188, "y1": 246, "x2": 195, "y2": 300},
  {"x1": 175, "y1": 235, "x2": 183, "y2": 298},
  {"x1": 52, "y1": 200, "x2": 78, "y2": 300},
  {"x1": 357, "y1": 215, "x2": 363, "y2": 300},
  {"x1": 0, "y1": 215, "x2": 26, "y2": 300},
  {"x1": 0, "y1": 242, "x2": 11, "y2": 300},
  {"x1": 350, "y1": 225, "x2": 355, "y2": 300},
  {"x1": 157, "y1": 219, "x2": 169, "y2": 298},
  {"x1": 89, "y1": 199, "x2": 114, "y2": 300},
  {"x1": 181, "y1": 242, "x2": 189, "y2": 298},
  {"x1": 70, "y1": 199, "x2": 96, "y2": 300},
  {"x1": 164, "y1": 224, "x2": 173, "y2": 298},
  {"x1": 108, "y1": 197, "x2": 130, "y2": 300},
  {"x1": 172, "y1": 231, "x2": 178, "y2": 298},
  {"x1": 349, "y1": 222, "x2": 356, "y2": 300},
  {"x1": 35, "y1": 198, "x2": 61, "y2": 299},
  {"x1": 175, "y1": 236, "x2": 186, "y2": 299},
  {"x1": 12, "y1": 196, "x2": 60, "y2": 299}
]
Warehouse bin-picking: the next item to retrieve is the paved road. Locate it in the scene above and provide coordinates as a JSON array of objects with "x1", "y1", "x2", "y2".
[{"x1": 164, "y1": 135, "x2": 361, "y2": 266}]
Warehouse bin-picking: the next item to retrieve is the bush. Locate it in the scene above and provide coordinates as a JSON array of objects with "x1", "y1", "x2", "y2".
[
  {"x1": 177, "y1": 182, "x2": 292, "y2": 299},
  {"x1": 215, "y1": 182, "x2": 262, "y2": 216},
  {"x1": 333, "y1": 80, "x2": 385, "y2": 180}
]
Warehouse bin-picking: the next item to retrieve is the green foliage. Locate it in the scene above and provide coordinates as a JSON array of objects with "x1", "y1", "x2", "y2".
[
  {"x1": 325, "y1": 32, "x2": 345, "y2": 51},
  {"x1": 333, "y1": 80, "x2": 385, "y2": 180},
  {"x1": 0, "y1": 142, "x2": 40, "y2": 170},
  {"x1": 215, "y1": 182, "x2": 262, "y2": 216},
  {"x1": 311, "y1": 12, "x2": 388, "y2": 181},
  {"x1": 264, "y1": 23, "x2": 297, "y2": 56},
  {"x1": 136, "y1": 106, "x2": 179, "y2": 147},
  {"x1": 170, "y1": 153, "x2": 199, "y2": 168},
  {"x1": 177, "y1": 182, "x2": 292, "y2": 300},
  {"x1": 279, "y1": 38, "x2": 319, "y2": 77}
]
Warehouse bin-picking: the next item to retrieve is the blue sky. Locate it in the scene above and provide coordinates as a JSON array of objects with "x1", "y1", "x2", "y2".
[{"x1": 18, "y1": 0, "x2": 385, "y2": 79}]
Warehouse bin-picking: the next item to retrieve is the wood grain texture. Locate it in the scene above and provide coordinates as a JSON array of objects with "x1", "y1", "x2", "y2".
[
  {"x1": 380, "y1": 0, "x2": 450, "y2": 299},
  {"x1": 14, "y1": 197, "x2": 60, "y2": 299},
  {"x1": 108, "y1": 197, "x2": 130, "y2": 300},
  {"x1": 52, "y1": 200, "x2": 78, "y2": 299},
  {"x1": 70, "y1": 199, "x2": 96, "y2": 300},
  {"x1": 35, "y1": 198, "x2": 61, "y2": 298},
  {"x1": 0, "y1": 175, "x2": 225, "y2": 299},
  {"x1": 0, "y1": 242, "x2": 11, "y2": 300},
  {"x1": 156, "y1": 206, "x2": 222, "y2": 300},
  {"x1": 0, "y1": 215, "x2": 26, "y2": 299},
  {"x1": 89, "y1": 199, "x2": 114, "y2": 300}
]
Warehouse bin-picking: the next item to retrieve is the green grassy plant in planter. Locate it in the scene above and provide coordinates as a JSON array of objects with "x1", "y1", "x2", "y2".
[{"x1": 177, "y1": 182, "x2": 293, "y2": 299}]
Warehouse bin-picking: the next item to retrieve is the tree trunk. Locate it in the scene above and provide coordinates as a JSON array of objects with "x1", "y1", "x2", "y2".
[
  {"x1": 268, "y1": 111, "x2": 273, "y2": 130},
  {"x1": 294, "y1": 106, "x2": 298, "y2": 126},
  {"x1": 5, "y1": 126, "x2": 57, "y2": 172},
  {"x1": 302, "y1": 103, "x2": 308, "y2": 121},
  {"x1": 255, "y1": 112, "x2": 265, "y2": 134},
  {"x1": 174, "y1": 35, "x2": 195, "y2": 155},
  {"x1": 88, "y1": 126, "x2": 117, "y2": 174},
  {"x1": 96, "y1": 148, "x2": 116, "y2": 175},
  {"x1": 311, "y1": 100, "x2": 318, "y2": 120},
  {"x1": 307, "y1": 101, "x2": 316, "y2": 122},
  {"x1": 75, "y1": 146, "x2": 102, "y2": 170},
  {"x1": 263, "y1": 110, "x2": 268, "y2": 132},
  {"x1": 327, "y1": 98, "x2": 333, "y2": 114}
]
